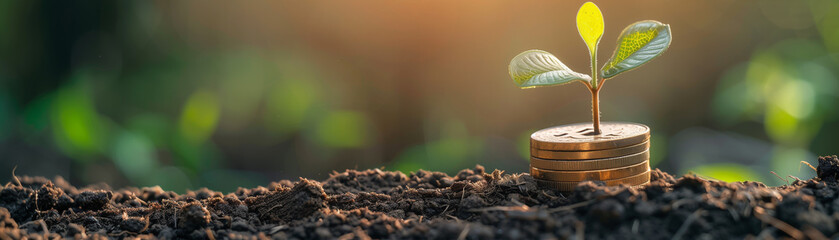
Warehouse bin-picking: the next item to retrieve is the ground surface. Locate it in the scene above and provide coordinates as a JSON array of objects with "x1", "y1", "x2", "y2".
[{"x1": 2, "y1": 156, "x2": 839, "y2": 239}]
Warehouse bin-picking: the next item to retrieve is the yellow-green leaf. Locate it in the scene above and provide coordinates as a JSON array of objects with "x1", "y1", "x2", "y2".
[
  {"x1": 576, "y1": 2, "x2": 604, "y2": 57},
  {"x1": 508, "y1": 50, "x2": 591, "y2": 89},
  {"x1": 601, "y1": 20, "x2": 672, "y2": 79}
]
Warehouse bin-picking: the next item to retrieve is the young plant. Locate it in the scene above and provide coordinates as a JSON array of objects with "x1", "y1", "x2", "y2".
[{"x1": 508, "y1": 2, "x2": 671, "y2": 135}]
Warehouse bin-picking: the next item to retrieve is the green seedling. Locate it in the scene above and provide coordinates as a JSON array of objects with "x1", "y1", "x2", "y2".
[{"x1": 508, "y1": 2, "x2": 672, "y2": 134}]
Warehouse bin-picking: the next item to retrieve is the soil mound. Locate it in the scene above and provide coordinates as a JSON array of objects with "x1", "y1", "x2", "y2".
[{"x1": 2, "y1": 156, "x2": 839, "y2": 239}]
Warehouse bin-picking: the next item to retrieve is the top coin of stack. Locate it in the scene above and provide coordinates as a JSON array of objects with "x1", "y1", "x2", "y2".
[{"x1": 529, "y1": 122, "x2": 651, "y2": 191}]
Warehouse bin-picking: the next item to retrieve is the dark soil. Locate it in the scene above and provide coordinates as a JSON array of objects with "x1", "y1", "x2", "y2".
[{"x1": 3, "y1": 156, "x2": 839, "y2": 239}]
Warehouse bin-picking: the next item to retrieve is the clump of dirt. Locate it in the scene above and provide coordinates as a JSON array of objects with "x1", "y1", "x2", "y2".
[
  {"x1": 178, "y1": 201, "x2": 211, "y2": 231},
  {"x1": 2, "y1": 156, "x2": 839, "y2": 239},
  {"x1": 817, "y1": 155, "x2": 839, "y2": 182},
  {"x1": 247, "y1": 178, "x2": 328, "y2": 223}
]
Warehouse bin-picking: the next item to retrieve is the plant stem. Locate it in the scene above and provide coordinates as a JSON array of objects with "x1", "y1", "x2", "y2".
[
  {"x1": 590, "y1": 50, "x2": 598, "y2": 90},
  {"x1": 590, "y1": 87, "x2": 601, "y2": 135},
  {"x1": 589, "y1": 49, "x2": 601, "y2": 135}
]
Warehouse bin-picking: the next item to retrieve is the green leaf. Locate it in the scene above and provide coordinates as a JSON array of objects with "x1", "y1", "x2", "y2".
[
  {"x1": 601, "y1": 20, "x2": 672, "y2": 79},
  {"x1": 508, "y1": 50, "x2": 591, "y2": 89}
]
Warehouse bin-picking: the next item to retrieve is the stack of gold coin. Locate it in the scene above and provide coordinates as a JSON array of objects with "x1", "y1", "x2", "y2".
[{"x1": 530, "y1": 122, "x2": 651, "y2": 191}]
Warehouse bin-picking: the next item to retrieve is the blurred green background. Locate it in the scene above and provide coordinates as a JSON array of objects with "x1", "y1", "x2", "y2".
[{"x1": 1, "y1": 0, "x2": 838, "y2": 192}]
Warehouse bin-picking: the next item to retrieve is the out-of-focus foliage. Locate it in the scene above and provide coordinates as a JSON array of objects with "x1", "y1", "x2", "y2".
[
  {"x1": 712, "y1": 40, "x2": 835, "y2": 146},
  {"x1": 1, "y1": 1, "x2": 838, "y2": 191},
  {"x1": 51, "y1": 76, "x2": 109, "y2": 160},
  {"x1": 695, "y1": 0, "x2": 839, "y2": 185},
  {"x1": 393, "y1": 121, "x2": 485, "y2": 174},
  {"x1": 179, "y1": 90, "x2": 220, "y2": 145},
  {"x1": 111, "y1": 131, "x2": 157, "y2": 184},
  {"x1": 649, "y1": 134, "x2": 667, "y2": 168},
  {"x1": 690, "y1": 163, "x2": 762, "y2": 183},
  {"x1": 314, "y1": 111, "x2": 369, "y2": 148},
  {"x1": 266, "y1": 78, "x2": 321, "y2": 137}
]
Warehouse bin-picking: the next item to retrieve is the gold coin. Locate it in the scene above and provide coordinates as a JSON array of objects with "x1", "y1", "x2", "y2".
[
  {"x1": 531, "y1": 141, "x2": 649, "y2": 160},
  {"x1": 531, "y1": 122, "x2": 650, "y2": 151},
  {"x1": 534, "y1": 171, "x2": 650, "y2": 191},
  {"x1": 530, "y1": 160, "x2": 649, "y2": 181},
  {"x1": 530, "y1": 150, "x2": 649, "y2": 171}
]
